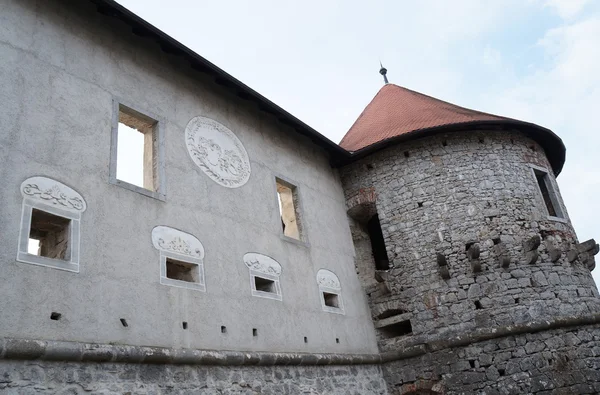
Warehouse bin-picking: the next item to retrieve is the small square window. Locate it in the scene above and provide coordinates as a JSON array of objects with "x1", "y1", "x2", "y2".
[
  {"x1": 323, "y1": 292, "x2": 340, "y2": 308},
  {"x1": 276, "y1": 178, "x2": 303, "y2": 240},
  {"x1": 532, "y1": 167, "x2": 564, "y2": 219},
  {"x1": 110, "y1": 102, "x2": 164, "y2": 200},
  {"x1": 166, "y1": 258, "x2": 199, "y2": 283},
  {"x1": 17, "y1": 177, "x2": 86, "y2": 273},
  {"x1": 254, "y1": 276, "x2": 276, "y2": 293},
  {"x1": 29, "y1": 208, "x2": 71, "y2": 261}
]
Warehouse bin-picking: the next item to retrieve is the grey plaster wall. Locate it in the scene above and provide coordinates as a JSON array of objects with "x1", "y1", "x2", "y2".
[
  {"x1": 0, "y1": 0, "x2": 377, "y2": 354},
  {"x1": 0, "y1": 361, "x2": 388, "y2": 395},
  {"x1": 340, "y1": 131, "x2": 600, "y2": 350}
]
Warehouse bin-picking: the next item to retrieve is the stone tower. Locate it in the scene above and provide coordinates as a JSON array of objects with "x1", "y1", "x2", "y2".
[{"x1": 339, "y1": 84, "x2": 600, "y2": 394}]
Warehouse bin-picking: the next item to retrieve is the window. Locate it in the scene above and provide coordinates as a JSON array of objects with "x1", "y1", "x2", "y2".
[
  {"x1": 17, "y1": 176, "x2": 87, "y2": 272},
  {"x1": 531, "y1": 166, "x2": 564, "y2": 219},
  {"x1": 166, "y1": 258, "x2": 200, "y2": 283},
  {"x1": 254, "y1": 276, "x2": 276, "y2": 293},
  {"x1": 316, "y1": 269, "x2": 344, "y2": 314},
  {"x1": 29, "y1": 209, "x2": 71, "y2": 260},
  {"x1": 243, "y1": 253, "x2": 283, "y2": 301},
  {"x1": 367, "y1": 214, "x2": 390, "y2": 270},
  {"x1": 110, "y1": 100, "x2": 165, "y2": 200},
  {"x1": 151, "y1": 226, "x2": 206, "y2": 292},
  {"x1": 276, "y1": 178, "x2": 303, "y2": 241}
]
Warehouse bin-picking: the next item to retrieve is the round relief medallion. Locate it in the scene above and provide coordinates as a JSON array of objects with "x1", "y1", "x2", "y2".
[{"x1": 185, "y1": 116, "x2": 251, "y2": 188}]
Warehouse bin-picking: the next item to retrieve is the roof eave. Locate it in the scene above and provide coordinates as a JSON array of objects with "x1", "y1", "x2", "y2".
[
  {"x1": 337, "y1": 120, "x2": 566, "y2": 175},
  {"x1": 88, "y1": 0, "x2": 350, "y2": 163}
]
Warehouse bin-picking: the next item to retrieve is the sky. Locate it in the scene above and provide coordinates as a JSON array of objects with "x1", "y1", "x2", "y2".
[{"x1": 116, "y1": 0, "x2": 600, "y2": 286}]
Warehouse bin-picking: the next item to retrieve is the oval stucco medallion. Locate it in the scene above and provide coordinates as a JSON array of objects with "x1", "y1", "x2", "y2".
[{"x1": 185, "y1": 116, "x2": 251, "y2": 188}]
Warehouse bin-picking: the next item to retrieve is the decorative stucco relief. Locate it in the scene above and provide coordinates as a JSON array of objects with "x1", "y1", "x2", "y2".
[
  {"x1": 151, "y1": 226, "x2": 205, "y2": 259},
  {"x1": 317, "y1": 269, "x2": 341, "y2": 290},
  {"x1": 185, "y1": 116, "x2": 251, "y2": 188},
  {"x1": 243, "y1": 253, "x2": 282, "y2": 276},
  {"x1": 20, "y1": 177, "x2": 87, "y2": 213}
]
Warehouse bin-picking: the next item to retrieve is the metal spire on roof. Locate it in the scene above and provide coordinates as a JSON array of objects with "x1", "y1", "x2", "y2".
[{"x1": 379, "y1": 61, "x2": 389, "y2": 84}]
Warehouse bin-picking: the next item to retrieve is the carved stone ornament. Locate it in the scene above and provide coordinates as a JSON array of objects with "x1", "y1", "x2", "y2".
[
  {"x1": 20, "y1": 176, "x2": 87, "y2": 213},
  {"x1": 151, "y1": 226, "x2": 205, "y2": 259},
  {"x1": 185, "y1": 116, "x2": 251, "y2": 188},
  {"x1": 316, "y1": 269, "x2": 341, "y2": 290},
  {"x1": 243, "y1": 253, "x2": 282, "y2": 276}
]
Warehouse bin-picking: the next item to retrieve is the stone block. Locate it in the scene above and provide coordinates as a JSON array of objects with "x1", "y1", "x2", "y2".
[{"x1": 523, "y1": 235, "x2": 541, "y2": 252}]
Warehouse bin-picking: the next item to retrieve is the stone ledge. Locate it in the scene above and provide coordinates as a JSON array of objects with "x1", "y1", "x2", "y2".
[
  {"x1": 1, "y1": 314, "x2": 599, "y2": 366},
  {"x1": 0, "y1": 338, "x2": 382, "y2": 366},
  {"x1": 381, "y1": 313, "x2": 600, "y2": 362}
]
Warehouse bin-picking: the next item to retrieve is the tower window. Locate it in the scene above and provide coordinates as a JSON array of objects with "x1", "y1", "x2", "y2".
[
  {"x1": 367, "y1": 215, "x2": 390, "y2": 270},
  {"x1": 532, "y1": 167, "x2": 564, "y2": 219}
]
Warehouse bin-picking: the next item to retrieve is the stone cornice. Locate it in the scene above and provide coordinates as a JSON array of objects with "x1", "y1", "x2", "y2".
[{"x1": 1, "y1": 314, "x2": 599, "y2": 366}]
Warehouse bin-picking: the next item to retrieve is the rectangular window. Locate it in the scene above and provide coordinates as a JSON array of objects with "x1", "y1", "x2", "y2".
[
  {"x1": 323, "y1": 292, "x2": 340, "y2": 308},
  {"x1": 110, "y1": 101, "x2": 165, "y2": 200},
  {"x1": 29, "y1": 208, "x2": 71, "y2": 261},
  {"x1": 254, "y1": 276, "x2": 276, "y2": 293},
  {"x1": 276, "y1": 178, "x2": 303, "y2": 240},
  {"x1": 533, "y1": 168, "x2": 564, "y2": 218},
  {"x1": 117, "y1": 105, "x2": 157, "y2": 190},
  {"x1": 166, "y1": 258, "x2": 199, "y2": 283}
]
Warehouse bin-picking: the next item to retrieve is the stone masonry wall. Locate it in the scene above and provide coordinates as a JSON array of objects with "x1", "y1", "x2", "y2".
[
  {"x1": 340, "y1": 131, "x2": 600, "y2": 350},
  {"x1": 383, "y1": 324, "x2": 600, "y2": 395},
  {"x1": 0, "y1": 361, "x2": 387, "y2": 394}
]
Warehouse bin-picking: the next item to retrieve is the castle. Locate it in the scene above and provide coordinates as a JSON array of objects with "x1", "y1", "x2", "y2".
[{"x1": 1, "y1": 1, "x2": 599, "y2": 394}]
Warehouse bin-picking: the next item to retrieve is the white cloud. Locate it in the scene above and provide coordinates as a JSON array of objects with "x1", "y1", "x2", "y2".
[{"x1": 543, "y1": 0, "x2": 591, "y2": 19}]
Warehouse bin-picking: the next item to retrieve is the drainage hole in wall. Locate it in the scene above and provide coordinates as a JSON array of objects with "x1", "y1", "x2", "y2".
[
  {"x1": 442, "y1": 140, "x2": 447, "y2": 147},
  {"x1": 50, "y1": 312, "x2": 62, "y2": 321},
  {"x1": 221, "y1": 325, "x2": 227, "y2": 334},
  {"x1": 304, "y1": 336, "x2": 308, "y2": 343},
  {"x1": 404, "y1": 151, "x2": 410, "y2": 158},
  {"x1": 529, "y1": 145, "x2": 536, "y2": 151},
  {"x1": 493, "y1": 237, "x2": 501, "y2": 245},
  {"x1": 498, "y1": 368, "x2": 506, "y2": 376},
  {"x1": 548, "y1": 358, "x2": 553, "y2": 365},
  {"x1": 479, "y1": 138, "x2": 485, "y2": 144},
  {"x1": 253, "y1": 328, "x2": 258, "y2": 337},
  {"x1": 120, "y1": 318, "x2": 128, "y2": 328},
  {"x1": 417, "y1": 202, "x2": 423, "y2": 208},
  {"x1": 182, "y1": 322, "x2": 188, "y2": 330},
  {"x1": 514, "y1": 298, "x2": 520, "y2": 304},
  {"x1": 474, "y1": 300, "x2": 483, "y2": 310},
  {"x1": 469, "y1": 360, "x2": 476, "y2": 368},
  {"x1": 366, "y1": 163, "x2": 374, "y2": 170}
]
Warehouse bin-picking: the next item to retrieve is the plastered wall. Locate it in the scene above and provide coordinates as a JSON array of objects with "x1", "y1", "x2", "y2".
[{"x1": 0, "y1": 0, "x2": 378, "y2": 355}]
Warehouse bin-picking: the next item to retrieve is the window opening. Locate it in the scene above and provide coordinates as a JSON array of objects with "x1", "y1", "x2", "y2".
[
  {"x1": 166, "y1": 258, "x2": 199, "y2": 283},
  {"x1": 323, "y1": 292, "x2": 340, "y2": 308},
  {"x1": 533, "y1": 168, "x2": 563, "y2": 218},
  {"x1": 29, "y1": 209, "x2": 71, "y2": 260},
  {"x1": 114, "y1": 103, "x2": 160, "y2": 194},
  {"x1": 367, "y1": 215, "x2": 389, "y2": 270},
  {"x1": 378, "y1": 320, "x2": 413, "y2": 338},
  {"x1": 276, "y1": 179, "x2": 302, "y2": 240},
  {"x1": 254, "y1": 276, "x2": 276, "y2": 293}
]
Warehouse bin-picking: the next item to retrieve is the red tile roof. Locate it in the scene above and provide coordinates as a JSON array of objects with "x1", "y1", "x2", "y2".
[
  {"x1": 340, "y1": 84, "x2": 512, "y2": 152},
  {"x1": 339, "y1": 84, "x2": 566, "y2": 174}
]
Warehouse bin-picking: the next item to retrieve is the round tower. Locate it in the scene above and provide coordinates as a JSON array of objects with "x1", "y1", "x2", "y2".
[{"x1": 340, "y1": 83, "x2": 600, "y2": 394}]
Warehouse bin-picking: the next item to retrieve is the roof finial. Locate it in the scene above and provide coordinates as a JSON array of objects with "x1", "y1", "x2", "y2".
[{"x1": 379, "y1": 61, "x2": 389, "y2": 84}]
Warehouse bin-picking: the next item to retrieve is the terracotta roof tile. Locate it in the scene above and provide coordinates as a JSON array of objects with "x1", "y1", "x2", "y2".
[{"x1": 340, "y1": 84, "x2": 511, "y2": 152}]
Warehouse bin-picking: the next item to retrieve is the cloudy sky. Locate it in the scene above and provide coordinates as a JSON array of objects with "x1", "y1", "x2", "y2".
[{"x1": 116, "y1": 0, "x2": 600, "y2": 286}]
